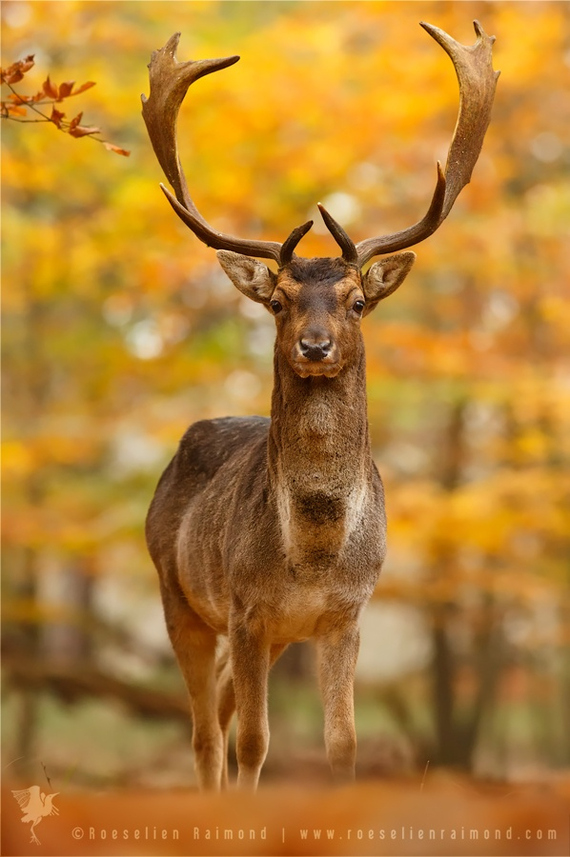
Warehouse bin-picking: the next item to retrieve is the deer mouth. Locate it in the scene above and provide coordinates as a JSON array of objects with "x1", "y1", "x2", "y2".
[{"x1": 292, "y1": 359, "x2": 342, "y2": 378}]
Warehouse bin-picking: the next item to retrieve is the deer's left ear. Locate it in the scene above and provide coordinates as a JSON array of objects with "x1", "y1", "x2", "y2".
[{"x1": 362, "y1": 251, "x2": 416, "y2": 315}]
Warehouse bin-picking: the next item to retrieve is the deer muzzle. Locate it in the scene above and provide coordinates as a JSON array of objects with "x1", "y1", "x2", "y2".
[{"x1": 292, "y1": 331, "x2": 340, "y2": 377}]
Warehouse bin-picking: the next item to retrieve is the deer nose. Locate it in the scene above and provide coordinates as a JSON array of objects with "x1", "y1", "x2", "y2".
[{"x1": 299, "y1": 337, "x2": 332, "y2": 361}]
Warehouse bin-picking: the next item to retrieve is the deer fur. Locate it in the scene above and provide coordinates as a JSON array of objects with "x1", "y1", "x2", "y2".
[
  {"x1": 146, "y1": 250, "x2": 415, "y2": 790},
  {"x1": 142, "y1": 21, "x2": 498, "y2": 791}
]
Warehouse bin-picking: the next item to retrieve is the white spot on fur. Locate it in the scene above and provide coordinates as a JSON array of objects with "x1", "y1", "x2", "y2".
[
  {"x1": 343, "y1": 481, "x2": 368, "y2": 545},
  {"x1": 276, "y1": 483, "x2": 292, "y2": 555}
]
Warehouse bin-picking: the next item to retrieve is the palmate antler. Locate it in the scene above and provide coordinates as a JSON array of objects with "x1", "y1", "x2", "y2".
[
  {"x1": 353, "y1": 21, "x2": 500, "y2": 266},
  {"x1": 142, "y1": 35, "x2": 287, "y2": 264},
  {"x1": 142, "y1": 22, "x2": 499, "y2": 267}
]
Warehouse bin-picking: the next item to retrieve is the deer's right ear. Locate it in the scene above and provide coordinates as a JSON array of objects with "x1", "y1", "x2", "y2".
[{"x1": 217, "y1": 250, "x2": 276, "y2": 305}]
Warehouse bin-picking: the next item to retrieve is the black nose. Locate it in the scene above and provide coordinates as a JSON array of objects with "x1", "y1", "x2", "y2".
[{"x1": 299, "y1": 338, "x2": 332, "y2": 361}]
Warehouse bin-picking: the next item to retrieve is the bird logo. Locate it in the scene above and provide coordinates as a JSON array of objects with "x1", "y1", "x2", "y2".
[{"x1": 12, "y1": 785, "x2": 59, "y2": 845}]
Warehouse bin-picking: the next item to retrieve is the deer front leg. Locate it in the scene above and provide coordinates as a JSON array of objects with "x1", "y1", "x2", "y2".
[
  {"x1": 316, "y1": 624, "x2": 360, "y2": 782},
  {"x1": 229, "y1": 616, "x2": 270, "y2": 790},
  {"x1": 218, "y1": 640, "x2": 288, "y2": 789}
]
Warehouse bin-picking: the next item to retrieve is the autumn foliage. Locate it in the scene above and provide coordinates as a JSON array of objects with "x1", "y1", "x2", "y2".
[
  {"x1": 1, "y1": 53, "x2": 129, "y2": 154},
  {"x1": 2, "y1": 0, "x2": 569, "y2": 801}
]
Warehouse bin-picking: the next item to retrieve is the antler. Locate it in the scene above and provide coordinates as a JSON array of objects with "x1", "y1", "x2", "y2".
[
  {"x1": 142, "y1": 33, "x2": 290, "y2": 264},
  {"x1": 354, "y1": 20, "x2": 499, "y2": 267},
  {"x1": 143, "y1": 23, "x2": 498, "y2": 269}
]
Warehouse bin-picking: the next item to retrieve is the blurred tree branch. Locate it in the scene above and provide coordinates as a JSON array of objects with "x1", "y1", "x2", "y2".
[
  {"x1": 1, "y1": 54, "x2": 129, "y2": 155},
  {"x1": 4, "y1": 656, "x2": 189, "y2": 726}
]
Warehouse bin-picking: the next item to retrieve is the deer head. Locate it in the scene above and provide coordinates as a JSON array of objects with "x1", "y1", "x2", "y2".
[
  {"x1": 216, "y1": 249, "x2": 415, "y2": 378},
  {"x1": 141, "y1": 22, "x2": 499, "y2": 377}
]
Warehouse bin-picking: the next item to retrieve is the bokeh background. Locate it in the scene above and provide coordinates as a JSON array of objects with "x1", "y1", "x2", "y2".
[{"x1": 2, "y1": 0, "x2": 569, "y2": 791}]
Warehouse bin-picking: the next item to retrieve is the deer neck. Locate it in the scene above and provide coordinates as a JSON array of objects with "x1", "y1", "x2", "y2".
[{"x1": 268, "y1": 342, "x2": 372, "y2": 568}]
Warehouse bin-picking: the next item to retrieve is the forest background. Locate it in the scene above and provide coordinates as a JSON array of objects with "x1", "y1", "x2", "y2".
[{"x1": 2, "y1": 0, "x2": 569, "y2": 791}]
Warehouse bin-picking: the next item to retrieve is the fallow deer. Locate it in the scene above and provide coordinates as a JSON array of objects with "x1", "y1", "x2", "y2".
[{"x1": 142, "y1": 21, "x2": 499, "y2": 790}]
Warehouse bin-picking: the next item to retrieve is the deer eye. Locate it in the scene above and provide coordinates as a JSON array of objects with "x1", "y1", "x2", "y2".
[
  {"x1": 352, "y1": 299, "x2": 365, "y2": 315},
  {"x1": 270, "y1": 300, "x2": 283, "y2": 314}
]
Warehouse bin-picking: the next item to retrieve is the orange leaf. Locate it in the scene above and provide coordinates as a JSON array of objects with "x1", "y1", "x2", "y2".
[
  {"x1": 1, "y1": 55, "x2": 35, "y2": 84},
  {"x1": 104, "y1": 142, "x2": 131, "y2": 157},
  {"x1": 5, "y1": 104, "x2": 28, "y2": 117},
  {"x1": 69, "y1": 124, "x2": 101, "y2": 138},
  {"x1": 57, "y1": 81, "x2": 75, "y2": 100},
  {"x1": 2, "y1": 68, "x2": 23, "y2": 84},
  {"x1": 8, "y1": 92, "x2": 30, "y2": 104},
  {"x1": 69, "y1": 111, "x2": 83, "y2": 130},
  {"x1": 50, "y1": 106, "x2": 65, "y2": 128},
  {"x1": 74, "y1": 81, "x2": 96, "y2": 95},
  {"x1": 43, "y1": 76, "x2": 58, "y2": 99},
  {"x1": 20, "y1": 56, "x2": 36, "y2": 74}
]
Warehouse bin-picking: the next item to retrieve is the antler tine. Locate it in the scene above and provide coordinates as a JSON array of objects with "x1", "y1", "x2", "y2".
[
  {"x1": 355, "y1": 20, "x2": 499, "y2": 267},
  {"x1": 280, "y1": 220, "x2": 314, "y2": 267},
  {"x1": 317, "y1": 203, "x2": 358, "y2": 264},
  {"x1": 142, "y1": 33, "x2": 283, "y2": 263}
]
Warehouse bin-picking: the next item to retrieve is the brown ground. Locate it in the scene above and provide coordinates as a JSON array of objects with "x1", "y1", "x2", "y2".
[{"x1": 2, "y1": 772, "x2": 569, "y2": 857}]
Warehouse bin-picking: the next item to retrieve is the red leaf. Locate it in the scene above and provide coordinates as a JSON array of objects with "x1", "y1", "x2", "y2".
[
  {"x1": 104, "y1": 142, "x2": 131, "y2": 157},
  {"x1": 43, "y1": 76, "x2": 58, "y2": 99},
  {"x1": 57, "y1": 81, "x2": 75, "y2": 100},
  {"x1": 50, "y1": 106, "x2": 65, "y2": 128},
  {"x1": 69, "y1": 111, "x2": 83, "y2": 131}
]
